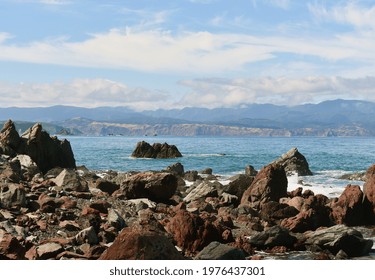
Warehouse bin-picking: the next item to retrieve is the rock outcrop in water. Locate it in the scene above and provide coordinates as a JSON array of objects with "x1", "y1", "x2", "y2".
[
  {"x1": 0, "y1": 139, "x2": 374, "y2": 260},
  {"x1": 271, "y1": 147, "x2": 313, "y2": 176},
  {"x1": 131, "y1": 141, "x2": 182, "y2": 159},
  {"x1": 0, "y1": 120, "x2": 76, "y2": 173}
]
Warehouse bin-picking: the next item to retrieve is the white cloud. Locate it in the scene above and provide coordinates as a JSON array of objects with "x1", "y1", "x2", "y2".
[
  {"x1": 178, "y1": 76, "x2": 375, "y2": 108},
  {"x1": 0, "y1": 26, "x2": 373, "y2": 74},
  {"x1": 0, "y1": 79, "x2": 170, "y2": 109},
  {"x1": 309, "y1": 2, "x2": 375, "y2": 30}
]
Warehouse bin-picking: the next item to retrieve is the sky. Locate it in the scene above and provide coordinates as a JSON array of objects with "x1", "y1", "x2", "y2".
[{"x1": 0, "y1": 0, "x2": 375, "y2": 110}]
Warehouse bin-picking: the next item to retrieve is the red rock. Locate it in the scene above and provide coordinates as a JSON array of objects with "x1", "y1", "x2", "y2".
[
  {"x1": 240, "y1": 164, "x2": 288, "y2": 210},
  {"x1": 38, "y1": 193, "x2": 63, "y2": 213},
  {"x1": 36, "y1": 242, "x2": 64, "y2": 260},
  {"x1": 363, "y1": 164, "x2": 375, "y2": 223},
  {"x1": 89, "y1": 200, "x2": 111, "y2": 214},
  {"x1": 99, "y1": 224, "x2": 184, "y2": 260},
  {"x1": 165, "y1": 210, "x2": 224, "y2": 254},
  {"x1": 331, "y1": 184, "x2": 365, "y2": 226},
  {"x1": 60, "y1": 196, "x2": 77, "y2": 209},
  {"x1": 0, "y1": 230, "x2": 25, "y2": 259}
]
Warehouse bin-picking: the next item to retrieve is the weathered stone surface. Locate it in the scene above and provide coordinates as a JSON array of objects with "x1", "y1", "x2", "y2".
[
  {"x1": 271, "y1": 147, "x2": 312, "y2": 176},
  {"x1": 247, "y1": 225, "x2": 297, "y2": 249},
  {"x1": 52, "y1": 168, "x2": 88, "y2": 192},
  {"x1": 195, "y1": 241, "x2": 246, "y2": 260},
  {"x1": 0, "y1": 183, "x2": 26, "y2": 209},
  {"x1": 305, "y1": 225, "x2": 373, "y2": 257},
  {"x1": 260, "y1": 201, "x2": 299, "y2": 222},
  {"x1": 0, "y1": 229, "x2": 26, "y2": 259},
  {"x1": 131, "y1": 141, "x2": 182, "y2": 158},
  {"x1": 119, "y1": 172, "x2": 177, "y2": 202},
  {"x1": 13, "y1": 154, "x2": 40, "y2": 180},
  {"x1": 74, "y1": 226, "x2": 99, "y2": 245},
  {"x1": 240, "y1": 164, "x2": 288, "y2": 210},
  {"x1": 0, "y1": 120, "x2": 20, "y2": 153},
  {"x1": 331, "y1": 184, "x2": 365, "y2": 226},
  {"x1": 223, "y1": 174, "x2": 254, "y2": 201},
  {"x1": 183, "y1": 181, "x2": 221, "y2": 203},
  {"x1": 245, "y1": 165, "x2": 258, "y2": 176},
  {"x1": 164, "y1": 162, "x2": 185, "y2": 176},
  {"x1": 281, "y1": 195, "x2": 332, "y2": 233},
  {"x1": 363, "y1": 164, "x2": 375, "y2": 223},
  {"x1": 35, "y1": 242, "x2": 64, "y2": 260},
  {"x1": 166, "y1": 210, "x2": 225, "y2": 254},
  {"x1": 95, "y1": 178, "x2": 119, "y2": 195},
  {"x1": 99, "y1": 224, "x2": 184, "y2": 260}
]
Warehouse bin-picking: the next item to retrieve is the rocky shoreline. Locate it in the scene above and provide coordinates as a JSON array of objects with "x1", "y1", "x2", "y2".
[{"x1": 1, "y1": 121, "x2": 375, "y2": 260}]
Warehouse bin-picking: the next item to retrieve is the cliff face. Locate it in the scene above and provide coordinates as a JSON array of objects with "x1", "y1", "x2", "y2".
[{"x1": 57, "y1": 120, "x2": 372, "y2": 137}]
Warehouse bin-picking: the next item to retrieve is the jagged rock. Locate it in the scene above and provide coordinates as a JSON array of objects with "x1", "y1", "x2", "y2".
[
  {"x1": 195, "y1": 241, "x2": 246, "y2": 260},
  {"x1": 0, "y1": 159, "x2": 22, "y2": 183},
  {"x1": 164, "y1": 162, "x2": 185, "y2": 176},
  {"x1": 107, "y1": 209, "x2": 126, "y2": 231},
  {"x1": 13, "y1": 155, "x2": 40, "y2": 181},
  {"x1": 52, "y1": 168, "x2": 88, "y2": 192},
  {"x1": 74, "y1": 226, "x2": 99, "y2": 245},
  {"x1": 184, "y1": 170, "x2": 201, "y2": 182},
  {"x1": 281, "y1": 194, "x2": 332, "y2": 233},
  {"x1": 240, "y1": 163, "x2": 288, "y2": 210},
  {"x1": 304, "y1": 225, "x2": 373, "y2": 257},
  {"x1": 0, "y1": 183, "x2": 26, "y2": 209},
  {"x1": 0, "y1": 121, "x2": 76, "y2": 173},
  {"x1": 119, "y1": 172, "x2": 177, "y2": 203},
  {"x1": 0, "y1": 229, "x2": 26, "y2": 259},
  {"x1": 131, "y1": 141, "x2": 182, "y2": 158},
  {"x1": 331, "y1": 184, "x2": 365, "y2": 226},
  {"x1": 363, "y1": 164, "x2": 375, "y2": 223},
  {"x1": 271, "y1": 147, "x2": 312, "y2": 176},
  {"x1": 245, "y1": 165, "x2": 258, "y2": 176},
  {"x1": 99, "y1": 224, "x2": 184, "y2": 260},
  {"x1": 339, "y1": 172, "x2": 366, "y2": 181},
  {"x1": 260, "y1": 201, "x2": 299, "y2": 222},
  {"x1": 165, "y1": 210, "x2": 225, "y2": 254},
  {"x1": 223, "y1": 174, "x2": 254, "y2": 201}
]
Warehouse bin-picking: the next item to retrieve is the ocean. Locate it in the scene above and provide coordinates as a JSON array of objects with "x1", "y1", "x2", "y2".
[{"x1": 66, "y1": 136, "x2": 375, "y2": 198}]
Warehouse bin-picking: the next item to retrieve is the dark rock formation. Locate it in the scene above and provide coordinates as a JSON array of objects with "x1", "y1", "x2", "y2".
[
  {"x1": 195, "y1": 241, "x2": 246, "y2": 260},
  {"x1": 331, "y1": 184, "x2": 365, "y2": 226},
  {"x1": 0, "y1": 120, "x2": 76, "y2": 173},
  {"x1": 240, "y1": 163, "x2": 288, "y2": 210},
  {"x1": 305, "y1": 225, "x2": 373, "y2": 257},
  {"x1": 247, "y1": 225, "x2": 297, "y2": 249},
  {"x1": 272, "y1": 147, "x2": 312, "y2": 176},
  {"x1": 131, "y1": 141, "x2": 182, "y2": 158},
  {"x1": 363, "y1": 164, "x2": 375, "y2": 223},
  {"x1": 118, "y1": 172, "x2": 178, "y2": 203}
]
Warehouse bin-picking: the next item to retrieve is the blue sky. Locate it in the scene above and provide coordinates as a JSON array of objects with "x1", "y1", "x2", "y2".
[{"x1": 0, "y1": 0, "x2": 375, "y2": 109}]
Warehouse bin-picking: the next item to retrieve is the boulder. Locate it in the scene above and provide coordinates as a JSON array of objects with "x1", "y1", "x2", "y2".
[
  {"x1": 99, "y1": 224, "x2": 184, "y2": 260},
  {"x1": 363, "y1": 164, "x2": 375, "y2": 223},
  {"x1": 0, "y1": 121, "x2": 76, "y2": 173},
  {"x1": 119, "y1": 172, "x2": 177, "y2": 203},
  {"x1": 52, "y1": 169, "x2": 89, "y2": 192},
  {"x1": 164, "y1": 162, "x2": 185, "y2": 176},
  {"x1": 183, "y1": 181, "x2": 221, "y2": 203},
  {"x1": 13, "y1": 154, "x2": 40, "y2": 180},
  {"x1": 223, "y1": 174, "x2": 254, "y2": 201},
  {"x1": 245, "y1": 165, "x2": 258, "y2": 176},
  {"x1": 0, "y1": 183, "x2": 26, "y2": 209},
  {"x1": 165, "y1": 210, "x2": 225, "y2": 254},
  {"x1": 331, "y1": 184, "x2": 365, "y2": 226},
  {"x1": 271, "y1": 147, "x2": 312, "y2": 176},
  {"x1": 195, "y1": 241, "x2": 246, "y2": 260},
  {"x1": 0, "y1": 229, "x2": 26, "y2": 259},
  {"x1": 131, "y1": 141, "x2": 182, "y2": 158},
  {"x1": 0, "y1": 159, "x2": 22, "y2": 183},
  {"x1": 305, "y1": 225, "x2": 373, "y2": 257},
  {"x1": 94, "y1": 178, "x2": 119, "y2": 195},
  {"x1": 281, "y1": 194, "x2": 332, "y2": 233},
  {"x1": 240, "y1": 163, "x2": 288, "y2": 210},
  {"x1": 35, "y1": 242, "x2": 64, "y2": 260},
  {"x1": 246, "y1": 225, "x2": 297, "y2": 249}
]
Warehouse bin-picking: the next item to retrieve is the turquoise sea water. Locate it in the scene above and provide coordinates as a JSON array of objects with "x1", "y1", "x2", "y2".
[{"x1": 66, "y1": 136, "x2": 375, "y2": 197}]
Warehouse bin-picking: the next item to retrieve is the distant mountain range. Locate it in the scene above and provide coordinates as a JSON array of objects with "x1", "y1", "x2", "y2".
[{"x1": 1, "y1": 99, "x2": 375, "y2": 136}]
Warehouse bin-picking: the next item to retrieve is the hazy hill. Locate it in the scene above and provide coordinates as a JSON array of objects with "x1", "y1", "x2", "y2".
[{"x1": 1, "y1": 99, "x2": 375, "y2": 136}]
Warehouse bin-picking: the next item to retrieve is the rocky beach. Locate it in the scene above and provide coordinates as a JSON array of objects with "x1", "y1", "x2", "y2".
[{"x1": 1, "y1": 120, "x2": 375, "y2": 260}]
